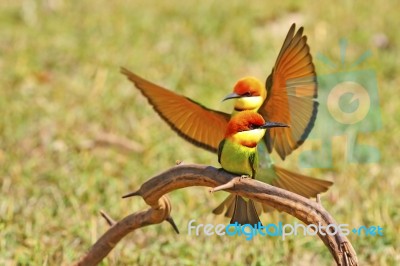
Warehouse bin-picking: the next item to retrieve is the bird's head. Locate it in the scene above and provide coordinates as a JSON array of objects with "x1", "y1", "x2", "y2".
[
  {"x1": 225, "y1": 111, "x2": 288, "y2": 147},
  {"x1": 222, "y1": 77, "x2": 266, "y2": 112}
]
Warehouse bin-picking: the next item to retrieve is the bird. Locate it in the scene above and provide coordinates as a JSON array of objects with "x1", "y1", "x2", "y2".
[
  {"x1": 217, "y1": 111, "x2": 289, "y2": 225},
  {"x1": 121, "y1": 24, "x2": 317, "y2": 159},
  {"x1": 121, "y1": 23, "x2": 333, "y2": 220}
]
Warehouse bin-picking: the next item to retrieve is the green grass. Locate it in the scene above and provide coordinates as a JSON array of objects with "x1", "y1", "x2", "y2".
[{"x1": 1, "y1": 0, "x2": 399, "y2": 265}]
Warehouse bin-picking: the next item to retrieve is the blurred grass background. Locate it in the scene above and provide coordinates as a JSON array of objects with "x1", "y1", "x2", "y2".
[{"x1": 1, "y1": 0, "x2": 399, "y2": 265}]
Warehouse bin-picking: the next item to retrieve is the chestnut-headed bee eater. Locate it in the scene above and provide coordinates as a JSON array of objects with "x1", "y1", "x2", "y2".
[
  {"x1": 121, "y1": 24, "x2": 333, "y2": 220},
  {"x1": 218, "y1": 111, "x2": 288, "y2": 225}
]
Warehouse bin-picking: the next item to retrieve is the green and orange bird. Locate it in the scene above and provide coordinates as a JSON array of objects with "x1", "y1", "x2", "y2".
[
  {"x1": 218, "y1": 111, "x2": 288, "y2": 225},
  {"x1": 121, "y1": 24, "x2": 333, "y2": 222}
]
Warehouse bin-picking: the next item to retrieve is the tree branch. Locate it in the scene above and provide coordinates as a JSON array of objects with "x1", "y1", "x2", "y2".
[{"x1": 74, "y1": 164, "x2": 358, "y2": 266}]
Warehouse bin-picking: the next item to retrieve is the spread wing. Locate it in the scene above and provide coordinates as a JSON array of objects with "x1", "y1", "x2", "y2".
[
  {"x1": 121, "y1": 67, "x2": 230, "y2": 153},
  {"x1": 259, "y1": 24, "x2": 318, "y2": 160}
]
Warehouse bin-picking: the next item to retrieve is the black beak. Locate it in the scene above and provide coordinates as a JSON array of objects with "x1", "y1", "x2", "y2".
[
  {"x1": 260, "y1": 121, "x2": 289, "y2": 129},
  {"x1": 222, "y1": 92, "x2": 241, "y2": 102}
]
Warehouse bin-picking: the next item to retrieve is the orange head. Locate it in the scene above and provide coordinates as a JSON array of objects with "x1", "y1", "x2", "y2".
[
  {"x1": 222, "y1": 77, "x2": 266, "y2": 112},
  {"x1": 225, "y1": 111, "x2": 288, "y2": 147},
  {"x1": 225, "y1": 111, "x2": 266, "y2": 137}
]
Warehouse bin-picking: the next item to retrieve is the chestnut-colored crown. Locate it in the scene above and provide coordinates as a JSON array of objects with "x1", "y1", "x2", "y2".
[
  {"x1": 233, "y1": 77, "x2": 264, "y2": 97},
  {"x1": 225, "y1": 111, "x2": 265, "y2": 137}
]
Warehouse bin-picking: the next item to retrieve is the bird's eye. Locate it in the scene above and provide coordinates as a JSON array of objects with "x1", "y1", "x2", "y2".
[{"x1": 243, "y1": 92, "x2": 252, "y2": 97}]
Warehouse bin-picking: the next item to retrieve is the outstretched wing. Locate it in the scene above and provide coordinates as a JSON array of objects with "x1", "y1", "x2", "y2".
[
  {"x1": 121, "y1": 68, "x2": 230, "y2": 153},
  {"x1": 259, "y1": 24, "x2": 318, "y2": 160}
]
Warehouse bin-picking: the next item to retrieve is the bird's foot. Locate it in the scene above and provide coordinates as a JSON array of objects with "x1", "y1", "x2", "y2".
[{"x1": 240, "y1": 174, "x2": 250, "y2": 180}]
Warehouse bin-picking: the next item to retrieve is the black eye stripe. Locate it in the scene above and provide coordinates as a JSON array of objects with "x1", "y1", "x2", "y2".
[
  {"x1": 249, "y1": 124, "x2": 258, "y2": 130},
  {"x1": 237, "y1": 124, "x2": 260, "y2": 132}
]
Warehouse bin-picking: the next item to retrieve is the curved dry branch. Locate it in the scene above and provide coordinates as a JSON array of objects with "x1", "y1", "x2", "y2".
[{"x1": 74, "y1": 164, "x2": 358, "y2": 266}]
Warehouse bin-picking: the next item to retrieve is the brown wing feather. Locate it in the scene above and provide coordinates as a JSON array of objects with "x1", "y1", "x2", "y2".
[
  {"x1": 260, "y1": 24, "x2": 318, "y2": 160},
  {"x1": 121, "y1": 67, "x2": 230, "y2": 153},
  {"x1": 272, "y1": 165, "x2": 333, "y2": 198}
]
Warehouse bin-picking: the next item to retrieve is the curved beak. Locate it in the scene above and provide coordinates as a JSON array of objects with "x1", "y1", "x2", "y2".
[
  {"x1": 222, "y1": 92, "x2": 241, "y2": 102},
  {"x1": 260, "y1": 121, "x2": 290, "y2": 129}
]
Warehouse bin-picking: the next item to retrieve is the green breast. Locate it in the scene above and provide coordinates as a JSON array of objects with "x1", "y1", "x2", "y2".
[{"x1": 219, "y1": 139, "x2": 258, "y2": 177}]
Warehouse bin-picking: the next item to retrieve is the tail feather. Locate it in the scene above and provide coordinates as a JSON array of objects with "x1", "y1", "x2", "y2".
[
  {"x1": 212, "y1": 166, "x2": 333, "y2": 219},
  {"x1": 213, "y1": 195, "x2": 261, "y2": 226},
  {"x1": 225, "y1": 197, "x2": 236, "y2": 218},
  {"x1": 212, "y1": 194, "x2": 235, "y2": 215},
  {"x1": 231, "y1": 196, "x2": 261, "y2": 226}
]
